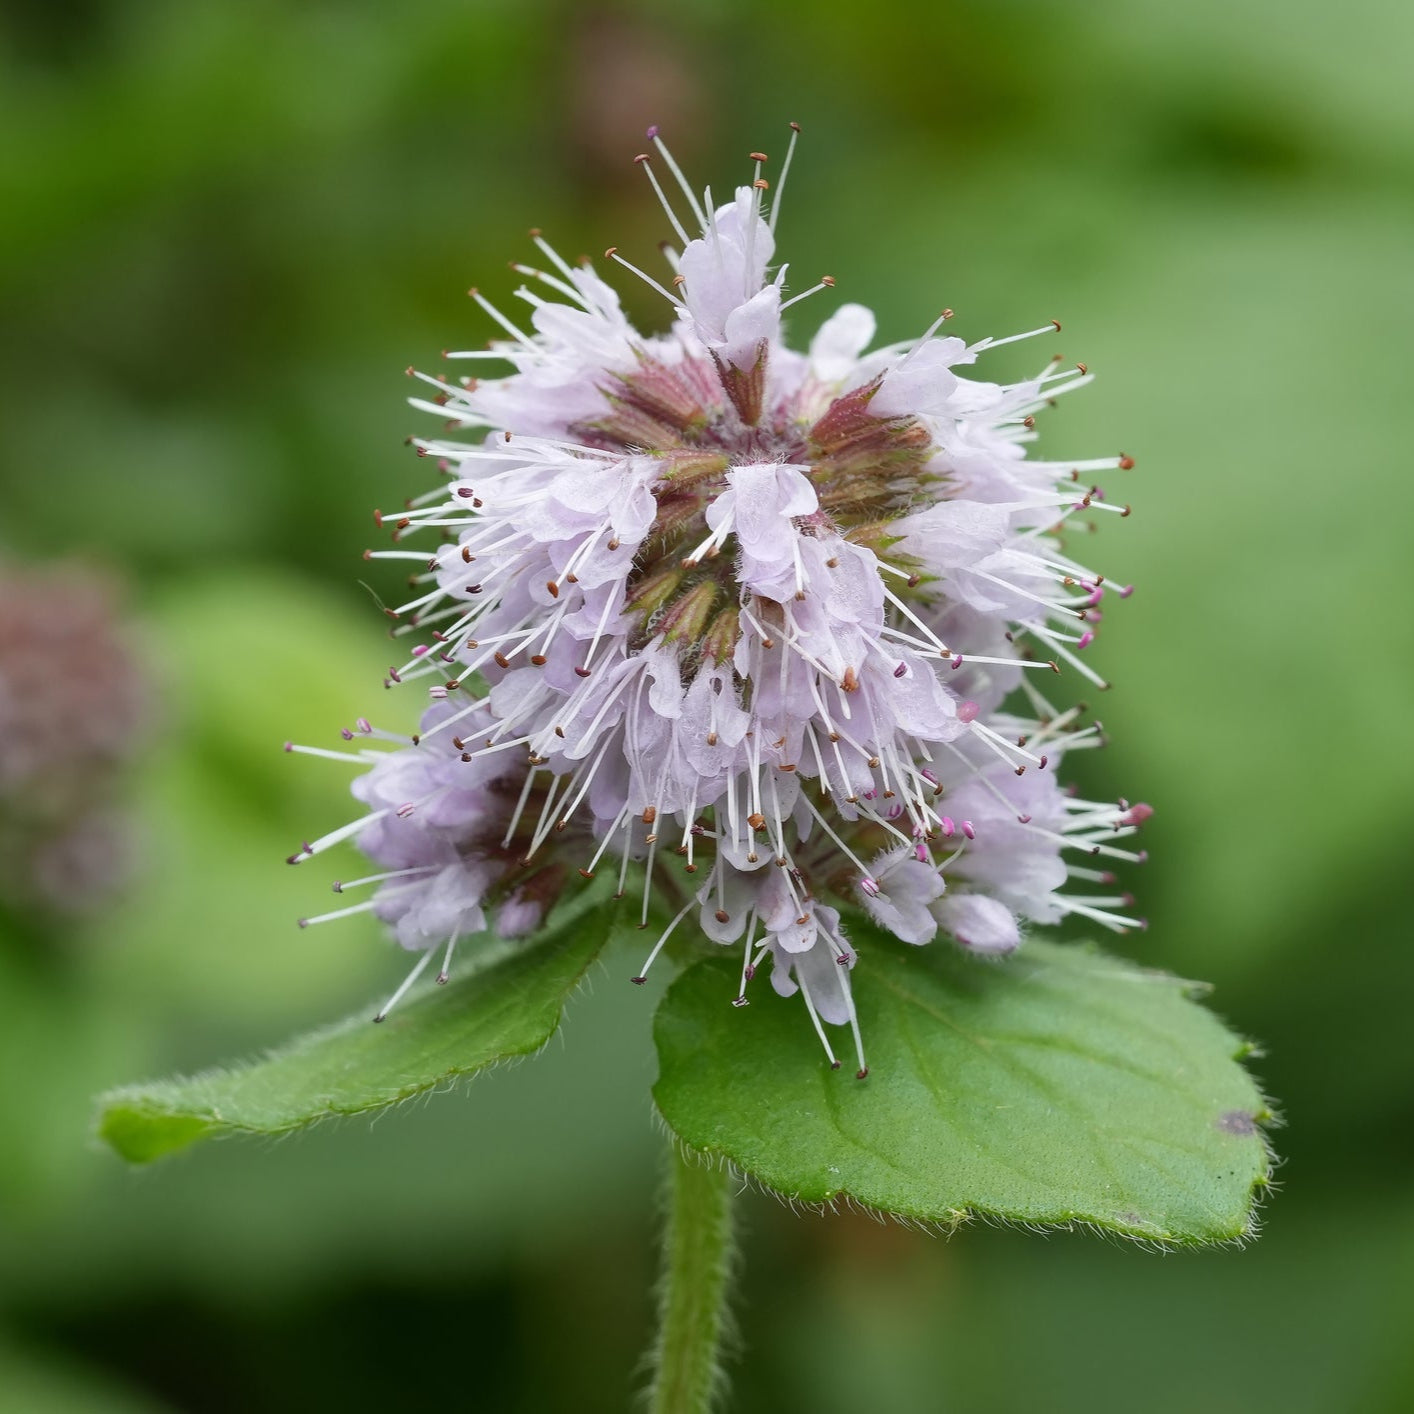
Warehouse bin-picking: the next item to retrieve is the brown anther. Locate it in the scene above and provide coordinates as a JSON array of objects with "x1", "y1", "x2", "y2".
[
  {"x1": 493, "y1": 652, "x2": 511, "y2": 669},
  {"x1": 684, "y1": 864, "x2": 698, "y2": 874},
  {"x1": 578, "y1": 868, "x2": 595, "y2": 879},
  {"x1": 820, "y1": 275, "x2": 836, "y2": 287},
  {"x1": 906, "y1": 574, "x2": 921, "y2": 588},
  {"x1": 1120, "y1": 504, "x2": 1132, "y2": 517},
  {"x1": 760, "y1": 636, "x2": 775, "y2": 649},
  {"x1": 752, "y1": 178, "x2": 769, "y2": 190},
  {"x1": 395, "y1": 516, "x2": 410, "y2": 530},
  {"x1": 405, "y1": 365, "x2": 415, "y2": 376},
  {"x1": 1051, "y1": 318, "x2": 1062, "y2": 332},
  {"x1": 383, "y1": 607, "x2": 399, "y2": 620},
  {"x1": 528, "y1": 227, "x2": 542, "y2": 237},
  {"x1": 841, "y1": 666, "x2": 860, "y2": 693},
  {"x1": 604, "y1": 246, "x2": 618, "y2": 259},
  {"x1": 452, "y1": 737, "x2": 465, "y2": 750},
  {"x1": 789, "y1": 121, "x2": 802, "y2": 132},
  {"x1": 706, "y1": 731, "x2": 718, "y2": 746},
  {"x1": 607, "y1": 538, "x2": 620, "y2": 550},
  {"x1": 531, "y1": 654, "x2": 548, "y2": 666},
  {"x1": 546, "y1": 580, "x2": 560, "y2": 598},
  {"x1": 503, "y1": 430, "x2": 512, "y2": 442},
  {"x1": 642, "y1": 806, "x2": 657, "y2": 824},
  {"x1": 634, "y1": 153, "x2": 651, "y2": 164},
  {"x1": 825, "y1": 556, "x2": 839, "y2": 568},
  {"x1": 554, "y1": 725, "x2": 565, "y2": 738},
  {"x1": 746, "y1": 852, "x2": 759, "y2": 863},
  {"x1": 796, "y1": 914, "x2": 809, "y2": 926},
  {"x1": 750, "y1": 151, "x2": 769, "y2": 162},
  {"x1": 1076, "y1": 362, "x2": 1088, "y2": 374},
  {"x1": 1118, "y1": 454, "x2": 1135, "y2": 470},
  {"x1": 942, "y1": 308, "x2": 954, "y2": 320},
  {"x1": 554, "y1": 819, "x2": 567, "y2": 832},
  {"x1": 1023, "y1": 416, "x2": 1036, "y2": 429},
  {"x1": 715, "y1": 909, "x2": 730, "y2": 924},
  {"x1": 445, "y1": 680, "x2": 460, "y2": 691},
  {"x1": 373, "y1": 509, "x2": 384, "y2": 527},
  {"x1": 672, "y1": 274, "x2": 686, "y2": 286},
  {"x1": 747, "y1": 812, "x2": 766, "y2": 831},
  {"x1": 644, "y1": 832, "x2": 658, "y2": 844},
  {"x1": 780, "y1": 763, "x2": 797, "y2": 773},
  {"x1": 574, "y1": 665, "x2": 592, "y2": 678}
]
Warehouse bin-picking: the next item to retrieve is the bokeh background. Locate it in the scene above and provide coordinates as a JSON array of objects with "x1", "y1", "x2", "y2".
[{"x1": 2, "y1": 0, "x2": 1411, "y2": 1409}]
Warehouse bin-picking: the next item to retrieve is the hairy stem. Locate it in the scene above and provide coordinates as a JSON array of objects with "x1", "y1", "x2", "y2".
[{"x1": 648, "y1": 1141, "x2": 737, "y2": 1414}]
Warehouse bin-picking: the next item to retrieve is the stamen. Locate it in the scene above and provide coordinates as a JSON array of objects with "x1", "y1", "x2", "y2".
[
  {"x1": 648, "y1": 127, "x2": 709, "y2": 229},
  {"x1": 373, "y1": 946, "x2": 438, "y2": 1022},
  {"x1": 768, "y1": 121, "x2": 801, "y2": 235},
  {"x1": 632, "y1": 897, "x2": 696, "y2": 984}
]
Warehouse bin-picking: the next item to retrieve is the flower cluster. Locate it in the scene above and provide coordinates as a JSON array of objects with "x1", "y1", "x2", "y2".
[
  {"x1": 290, "y1": 128, "x2": 1150, "y2": 1072},
  {"x1": 0, "y1": 565, "x2": 148, "y2": 914}
]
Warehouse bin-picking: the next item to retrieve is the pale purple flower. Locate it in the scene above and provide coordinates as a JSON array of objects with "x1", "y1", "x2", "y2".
[
  {"x1": 289, "y1": 127, "x2": 1151, "y2": 1069},
  {"x1": 0, "y1": 566, "x2": 148, "y2": 914}
]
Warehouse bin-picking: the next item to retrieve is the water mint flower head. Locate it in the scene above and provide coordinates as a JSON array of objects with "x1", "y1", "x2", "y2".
[
  {"x1": 289, "y1": 126, "x2": 1151, "y2": 1072},
  {"x1": 0, "y1": 565, "x2": 148, "y2": 914}
]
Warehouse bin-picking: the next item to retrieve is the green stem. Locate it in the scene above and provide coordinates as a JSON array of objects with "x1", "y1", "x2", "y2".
[{"x1": 649, "y1": 1141, "x2": 737, "y2": 1414}]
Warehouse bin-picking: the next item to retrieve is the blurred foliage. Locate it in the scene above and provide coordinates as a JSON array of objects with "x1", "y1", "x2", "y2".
[{"x1": 0, "y1": 0, "x2": 1410, "y2": 1409}]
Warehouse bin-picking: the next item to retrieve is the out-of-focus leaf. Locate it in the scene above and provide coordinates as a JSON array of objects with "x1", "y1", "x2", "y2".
[
  {"x1": 654, "y1": 926, "x2": 1271, "y2": 1244},
  {"x1": 98, "y1": 890, "x2": 620, "y2": 1164},
  {"x1": 0, "y1": 1337, "x2": 169, "y2": 1414}
]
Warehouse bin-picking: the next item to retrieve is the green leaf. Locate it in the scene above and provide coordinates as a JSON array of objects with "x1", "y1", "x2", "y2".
[
  {"x1": 653, "y1": 928, "x2": 1272, "y2": 1245},
  {"x1": 98, "y1": 891, "x2": 619, "y2": 1164}
]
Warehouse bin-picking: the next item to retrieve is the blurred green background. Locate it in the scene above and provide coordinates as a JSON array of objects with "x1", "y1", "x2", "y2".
[{"x1": 2, "y1": 0, "x2": 1411, "y2": 1409}]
